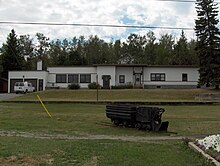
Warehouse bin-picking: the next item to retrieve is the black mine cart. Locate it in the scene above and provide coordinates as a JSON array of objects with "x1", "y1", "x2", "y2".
[{"x1": 106, "y1": 105, "x2": 169, "y2": 132}]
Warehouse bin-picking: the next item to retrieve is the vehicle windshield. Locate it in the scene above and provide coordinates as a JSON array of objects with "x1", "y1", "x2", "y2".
[{"x1": 15, "y1": 82, "x2": 24, "y2": 86}]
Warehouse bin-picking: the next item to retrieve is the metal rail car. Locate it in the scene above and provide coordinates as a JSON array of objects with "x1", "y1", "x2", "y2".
[{"x1": 106, "y1": 105, "x2": 169, "y2": 131}]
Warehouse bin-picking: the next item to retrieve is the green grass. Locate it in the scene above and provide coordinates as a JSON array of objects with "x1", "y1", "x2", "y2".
[
  {"x1": 0, "y1": 103, "x2": 220, "y2": 136},
  {"x1": 0, "y1": 137, "x2": 213, "y2": 166},
  {"x1": 0, "y1": 103, "x2": 219, "y2": 165},
  {"x1": 9, "y1": 89, "x2": 220, "y2": 102}
]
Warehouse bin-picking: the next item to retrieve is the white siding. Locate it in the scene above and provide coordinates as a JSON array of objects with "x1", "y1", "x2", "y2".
[
  {"x1": 115, "y1": 67, "x2": 133, "y2": 85},
  {"x1": 8, "y1": 71, "x2": 48, "y2": 92},
  {"x1": 144, "y1": 67, "x2": 199, "y2": 86},
  {"x1": 47, "y1": 67, "x2": 97, "y2": 88},
  {"x1": 97, "y1": 66, "x2": 116, "y2": 87}
]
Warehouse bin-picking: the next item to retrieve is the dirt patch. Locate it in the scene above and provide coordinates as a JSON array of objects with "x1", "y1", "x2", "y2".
[
  {"x1": 0, "y1": 130, "x2": 200, "y2": 142},
  {"x1": 0, "y1": 154, "x2": 54, "y2": 166},
  {"x1": 195, "y1": 93, "x2": 220, "y2": 100}
]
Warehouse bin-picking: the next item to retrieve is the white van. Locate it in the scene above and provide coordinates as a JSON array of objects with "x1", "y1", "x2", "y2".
[{"x1": 14, "y1": 82, "x2": 35, "y2": 94}]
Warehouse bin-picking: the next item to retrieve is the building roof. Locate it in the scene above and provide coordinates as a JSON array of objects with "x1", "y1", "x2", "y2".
[
  {"x1": 48, "y1": 64, "x2": 198, "y2": 68},
  {"x1": 94, "y1": 64, "x2": 198, "y2": 68}
]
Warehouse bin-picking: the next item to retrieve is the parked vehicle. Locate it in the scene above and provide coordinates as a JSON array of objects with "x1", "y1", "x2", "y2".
[
  {"x1": 106, "y1": 105, "x2": 169, "y2": 131},
  {"x1": 14, "y1": 82, "x2": 35, "y2": 94}
]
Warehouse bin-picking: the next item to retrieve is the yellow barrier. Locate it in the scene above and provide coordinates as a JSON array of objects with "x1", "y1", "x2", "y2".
[{"x1": 37, "y1": 95, "x2": 52, "y2": 118}]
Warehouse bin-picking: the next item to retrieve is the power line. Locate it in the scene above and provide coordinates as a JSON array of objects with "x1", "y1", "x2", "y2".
[
  {"x1": 153, "y1": 0, "x2": 220, "y2": 4},
  {"x1": 0, "y1": 21, "x2": 194, "y2": 31}
]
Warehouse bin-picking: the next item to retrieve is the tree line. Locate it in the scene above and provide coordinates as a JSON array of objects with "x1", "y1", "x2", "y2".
[{"x1": 0, "y1": 29, "x2": 198, "y2": 78}]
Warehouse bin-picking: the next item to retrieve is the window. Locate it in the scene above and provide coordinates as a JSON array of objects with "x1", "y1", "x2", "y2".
[
  {"x1": 56, "y1": 74, "x2": 67, "y2": 83},
  {"x1": 151, "y1": 73, "x2": 165, "y2": 81},
  {"x1": 182, "y1": 73, "x2": 188, "y2": 82},
  {"x1": 68, "y1": 74, "x2": 79, "y2": 83},
  {"x1": 80, "y1": 74, "x2": 91, "y2": 83},
  {"x1": 119, "y1": 75, "x2": 125, "y2": 83}
]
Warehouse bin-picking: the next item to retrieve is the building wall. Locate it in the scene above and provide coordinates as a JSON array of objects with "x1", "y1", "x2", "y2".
[
  {"x1": 8, "y1": 66, "x2": 200, "y2": 92},
  {"x1": 115, "y1": 67, "x2": 133, "y2": 85},
  {"x1": 97, "y1": 66, "x2": 116, "y2": 87},
  {"x1": 143, "y1": 67, "x2": 199, "y2": 88},
  {"x1": 47, "y1": 67, "x2": 97, "y2": 88},
  {"x1": 0, "y1": 78, "x2": 8, "y2": 93},
  {"x1": 8, "y1": 71, "x2": 48, "y2": 93}
]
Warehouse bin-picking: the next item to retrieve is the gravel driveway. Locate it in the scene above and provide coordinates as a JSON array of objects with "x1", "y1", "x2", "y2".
[{"x1": 0, "y1": 93, "x2": 23, "y2": 101}]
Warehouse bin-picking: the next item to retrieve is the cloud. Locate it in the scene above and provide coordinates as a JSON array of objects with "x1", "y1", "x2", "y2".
[{"x1": 0, "y1": 0, "x2": 210, "y2": 45}]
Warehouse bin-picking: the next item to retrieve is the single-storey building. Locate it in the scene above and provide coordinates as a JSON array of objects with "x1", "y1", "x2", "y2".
[
  {"x1": 0, "y1": 77, "x2": 8, "y2": 93},
  {"x1": 8, "y1": 62, "x2": 199, "y2": 93}
]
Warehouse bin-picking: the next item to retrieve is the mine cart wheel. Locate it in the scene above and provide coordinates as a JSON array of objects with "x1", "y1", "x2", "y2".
[
  {"x1": 113, "y1": 120, "x2": 120, "y2": 126},
  {"x1": 123, "y1": 121, "x2": 128, "y2": 127},
  {"x1": 135, "y1": 123, "x2": 142, "y2": 130}
]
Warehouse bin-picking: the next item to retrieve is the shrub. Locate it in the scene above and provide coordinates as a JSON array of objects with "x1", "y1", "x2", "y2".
[
  {"x1": 68, "y1": 83, "x2": 80, "y2": 90},
  {"x1": 111, "y1": 84, "x2": 134, "y2": 89},
  {"x1": 88, "y1": 82, "x2": 101, "y2": 89}
]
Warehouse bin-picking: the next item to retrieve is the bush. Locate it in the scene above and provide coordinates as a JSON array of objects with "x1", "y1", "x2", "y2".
[
  {"x1": 111, "y1": 84, "x2": 134, "y2": 89},
  {"x1": 68, "y1": 83, "x2": 80, "y2": 90},
  {"x1": 88, "y1": 82, "x2": 101, "y2": 89}
]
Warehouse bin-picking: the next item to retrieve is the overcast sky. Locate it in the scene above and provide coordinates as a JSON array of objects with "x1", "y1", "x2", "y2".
[{"x1": 0, "y1": 0, "x2": 219, "y2": 45}]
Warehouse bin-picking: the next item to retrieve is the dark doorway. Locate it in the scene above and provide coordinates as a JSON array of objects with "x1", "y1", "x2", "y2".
[
  {"x1": 38, "y1": 79, "x2": 43, "y2": 91},
  {"x1": 102, "y1": 75, "x2": 111, "y2": 89},
  {"x1": 135, "y1": 73, "x2": 141, "y2": 85}
]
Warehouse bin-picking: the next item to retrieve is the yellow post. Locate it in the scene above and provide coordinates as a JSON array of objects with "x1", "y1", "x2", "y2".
[{"x1": 37, "y1": 95, "x2": 52, "y2": 118}]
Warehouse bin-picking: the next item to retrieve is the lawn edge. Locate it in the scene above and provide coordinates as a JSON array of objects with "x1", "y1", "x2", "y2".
[
  {"x1": 1, "y1": 100, "x2": 220, "y2": 105},
  {"x1": 188, "y1": 142, "x2": 220, "y2": 166}
]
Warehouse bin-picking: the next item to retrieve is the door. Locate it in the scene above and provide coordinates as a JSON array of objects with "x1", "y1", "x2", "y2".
[
  {"x1": 38, "y1": 79, "x2": 43, "y2": 91},
  {"x1": 102, "y1": 75, "x2": 111, "y2": 89},
  {"x1": 135, "y1": 73, "x2": 141, "y2": 85}
]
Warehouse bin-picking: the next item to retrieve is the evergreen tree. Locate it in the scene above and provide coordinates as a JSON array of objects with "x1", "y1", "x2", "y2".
[
  {"x1": 1, "y1": 29, "x2": 25, "y2": 78},
  {"x1": 195, "y1": 0, "x2": 220, "y2": 88},
  {"x1": 155, "y1": 34, "x2": 174, "y2": 65},
  {"x1": 173, "y1": 30, "x2": 190, "y2": 65},
  {"x1": 145, "y1": 31, "x2": 156, "y2": 65}
]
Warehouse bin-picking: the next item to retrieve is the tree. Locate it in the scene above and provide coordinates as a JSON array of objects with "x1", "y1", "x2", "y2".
[
  {"x1": 188, "y1": 39, "x2": 199, "y2": 65},
  {"x1": 1, "y1": 29, "x2": 25, "y2": 78},
  {"x1": 84, "y1": 35, "x2": 105, "y2": 64},
  {"x1": 113, "y1": 40, "x2": 121, "y2": 64},
  {"x1": 145, "y1": 31, "x2": 156, "y2": 65},
  {"x1": 172, "y1": 30, "x2": 190, "y2": 65},
  {"x1": 18, "y1": 35, "x2": 35, "y2": 70},
  {"x1": 155, "y1": 34, "x2": 174, "y2": 65},
  {"x1": 195, "y1": 0, "x2": 220, "y2": 88},
  {"x1": 0, "y1": 51, "x2": 3, "y2": 77},
  {"x1": 35, "y1": 33, "x2": 50, "y2": 69},
  {"x1": 120, "y1": 34, "x2": 147, "y2": 64}
]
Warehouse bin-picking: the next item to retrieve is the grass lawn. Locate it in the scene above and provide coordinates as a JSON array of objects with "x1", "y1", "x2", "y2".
[
  {"x1": 0, "y1": 103, "x2": 220, "y2": 136},
  {"x1": 1, "y1": 89, "x2": 220, "y2": 165},
  {"x1": 0, "y1": 137, "x2": 213, "y2": 166},
  {"x1": 0, "y1": 103, "x2": 219, "y2": 165},
  {"x1": 8, "y1": 89, "x2": 220, "y2": 102}
]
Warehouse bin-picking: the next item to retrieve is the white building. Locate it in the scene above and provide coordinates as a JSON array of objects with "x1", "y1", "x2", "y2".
[{"x1": 8, "y1": 63, "x2": 199, "y2": 93}]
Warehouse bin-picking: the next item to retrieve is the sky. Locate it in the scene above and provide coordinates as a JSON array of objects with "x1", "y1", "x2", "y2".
[{"x1": 0, "y1": 0, "x2": 219, "y2": 45}]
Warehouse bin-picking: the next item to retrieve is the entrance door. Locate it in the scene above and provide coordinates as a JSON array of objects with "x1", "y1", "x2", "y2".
[
  {"x1": 135, "y1": 73, "x2": 141, "y2": 85},
  {"x1": 38, "y1": 79, "x2": 43, "y2": 91},
  {"x1": 102, "y1": 75, "x2": 111, "y2": 89}
]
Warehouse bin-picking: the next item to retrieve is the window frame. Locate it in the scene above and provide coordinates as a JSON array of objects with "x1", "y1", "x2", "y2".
[
  {"x1": 56, "y1": 74, "x2": 67, "y2": 83},
  {"x1": 119, "y1": 75, "x2": 125, "y2": 83},
  {"x1": 150, "y1": 73, "x2": 166, "y2": 81},
  {"x1": 182, "y1": 73, "x2": 188, "y2": 82},
  {"x1": 80, "y1": 74, "x2": 91, "y2": 83},
  {"x1": 68, "y1": 74, "x2": 79, "y2": 83}
]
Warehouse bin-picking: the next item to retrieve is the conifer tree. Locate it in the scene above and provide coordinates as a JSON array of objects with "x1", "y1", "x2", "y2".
[
  {"x1": 1, "y1": 29, "x2": 25, "y2": 78},
  {"x1": 195, "y1": 0, "x2": 220, "y2": 88}
]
